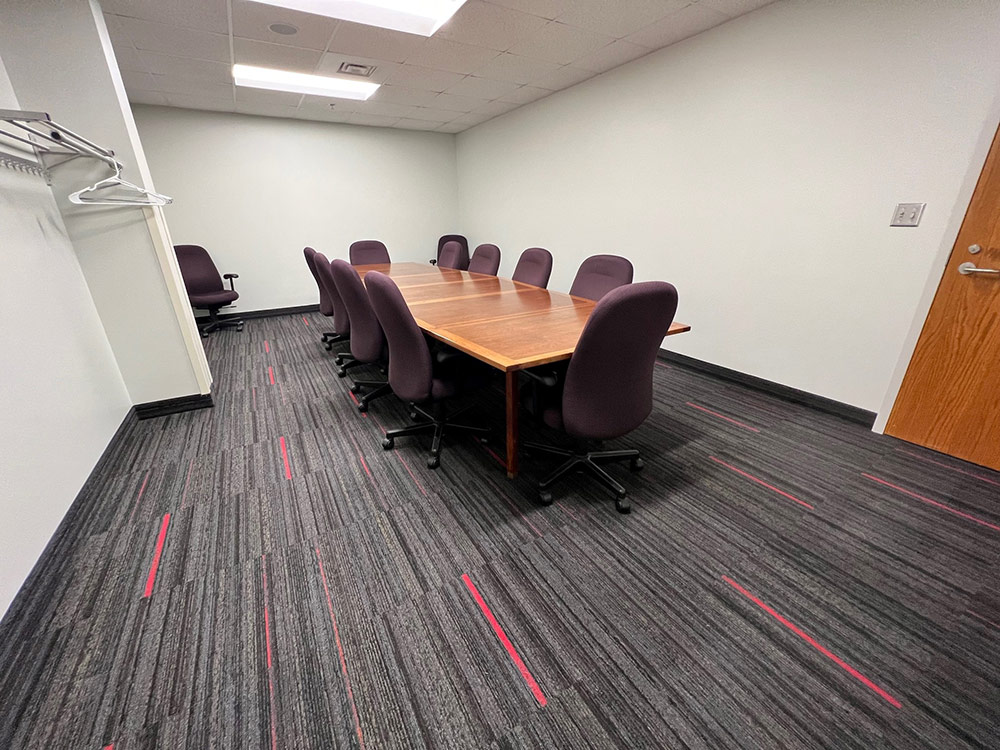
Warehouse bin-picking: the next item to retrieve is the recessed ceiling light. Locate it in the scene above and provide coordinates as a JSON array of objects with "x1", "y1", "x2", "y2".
[
  {"x1": 232, "y1": 64, "x2": 379, "y2": 100},
  {"x1": 248, "y1": 0, "x2": 468, "y2": 36},
  {"x1": 268, "y1": 22, "x2": 299, "y2": 35}
]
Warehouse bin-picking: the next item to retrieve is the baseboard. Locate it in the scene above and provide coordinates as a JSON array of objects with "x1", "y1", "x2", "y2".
[
  {"x1": 134, "y1": 393, "x2": 214, "y2": 420},
  {"x1": 196, "y1": 303, "x2": 320, "y2": 322},
  {"x1": 658, "y1": 350, "x2": 876, "y2": 428}
]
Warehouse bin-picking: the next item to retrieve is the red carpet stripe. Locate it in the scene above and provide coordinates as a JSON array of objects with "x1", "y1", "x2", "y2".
[
  {"x1": 103, "y1": 743, "x2": 114, "y2": 749},
  {"x1": 897, "y1": 448, "x2": 1000, "y2": 487},
  {"x1": 358, "y1": 450, "x2": 372, "y2": 478},
  {"x1": 268, "y1": 366, "x2": 276, "y2": 385},
  {"x1": 861, "y1": 473, "x2": 1000, "y2": 533},
  {"x1": 967, "y1": 610, "x2": 1000, "y2": 630},
  {"x1": 396, "y1": 454, "x2": 428, "y2": 497},
  {"x1": 302, "y1": 316, "x2": 310, "y2": 326},
  {"x1": 710, "y1": 456, "x2": 813, "y2": 509},
  {"x1": 128, "y1": 469, "x2": 151, "y2": 521},
  {"x1": 279, "y1": 437, "x2": 292, "y2": 480},
  {"x1": 722, "y1": 576, "x2": 901, "y2": 707},
  {"x1": 261, "y1": 556, "x2": 278, "y2": 750},
  {"x1": 686, "y1": 402, "x2": 760, "y2": 432},
  {"x1": 555, "y1": 500, "x2": 580, "y2": 521},
  {"x1": 347, "y1": 391, "x2": 368, "y2": 418},
  {"x1": 316, "y1": 548, "x2": 366, "y2": 749},
  {"x1": 142, "y1": 513, "x2": 171, "y2": 598},
  {"x1": 462, "y1": 574, "x2": 547, "y2": 707},
  {"x1": 472, "y1": 436, "x2": 506, "y2": 469},
  {"x1": 264, "y1": 340, "x2": 270, "y2": 353}
]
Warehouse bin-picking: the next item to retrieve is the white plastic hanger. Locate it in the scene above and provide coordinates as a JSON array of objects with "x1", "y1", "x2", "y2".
[{"x1": 68, "y1": 162, "x2": 172, "y2": 206}]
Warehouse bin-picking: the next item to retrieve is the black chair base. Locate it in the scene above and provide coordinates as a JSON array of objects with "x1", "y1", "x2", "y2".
[
  {"x1": 198, "y1": 308, "x2": 243, "y2": 338},
  {"x1": 349, "y1": 379, "x2": 393, "y2": 412},
  {"x1": 323, "y1": 332, "x2": 348, "y2": 350},
  {"x1": 381, "y1": 403, "x2": 489, "y2": 469},
  {"x1": 524, "y1": 442, "x2": 644, "y2": 514}
]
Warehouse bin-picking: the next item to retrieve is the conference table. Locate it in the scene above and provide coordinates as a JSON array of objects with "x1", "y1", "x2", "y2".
[{"x1": 356, "y1": 262, "x2": 691, "y2": 478}]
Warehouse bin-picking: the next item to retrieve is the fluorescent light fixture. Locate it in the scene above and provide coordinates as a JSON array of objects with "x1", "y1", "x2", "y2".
[
  {"x1": 232, "y1": 64, "x2": 379, "y2": 100},
  {"x1": 248, "y1": 0, "x2": 468, "y2": 36}
]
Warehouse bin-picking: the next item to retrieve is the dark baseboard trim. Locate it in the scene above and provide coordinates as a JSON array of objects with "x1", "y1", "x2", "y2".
[
  {"x1": 135, "y1": 393, "x2": 214, "y2": 420},
  {"x1": 196, "y1": 303, "x2": 320, "y2": 322},
  {"x1": 659, "y1": 350, "x2": 876, "y2": 428}
]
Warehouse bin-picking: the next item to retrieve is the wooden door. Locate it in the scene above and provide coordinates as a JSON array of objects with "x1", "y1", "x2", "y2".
[{"x1": 886, "y1": 124, "x2": 1000, "y2": 470}]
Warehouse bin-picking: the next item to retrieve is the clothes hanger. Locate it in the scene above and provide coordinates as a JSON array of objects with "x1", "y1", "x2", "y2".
[{"x1": 68, "y1": 162, "x2": 172, "y2": 206}]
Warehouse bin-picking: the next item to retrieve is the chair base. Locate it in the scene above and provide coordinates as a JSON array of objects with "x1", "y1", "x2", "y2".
[
  {"x1": 524, "y1": 442, "x2": 644, "y2": 514},
  {"x1": 323, "y1": 332, "x2": 349, "y2": 351},
  {"x1": 198, "y1": 308, "x2": 243, "y2": 338},
  {"x1": 381, "y1": 403, "x2": 489, "y2": 469},
  {"x1": 348, "y1": 379, "x2": 393, "y2": 412}
]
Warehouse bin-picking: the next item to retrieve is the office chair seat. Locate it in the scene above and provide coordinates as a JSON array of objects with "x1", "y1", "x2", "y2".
[{"x1": 188, "y1": 290, "x2": 238, "y2": 307}]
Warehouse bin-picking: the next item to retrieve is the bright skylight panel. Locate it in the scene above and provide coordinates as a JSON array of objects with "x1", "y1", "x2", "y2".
[{"x1": 248, "y1": 0, "x2": 468, "y2": 36}]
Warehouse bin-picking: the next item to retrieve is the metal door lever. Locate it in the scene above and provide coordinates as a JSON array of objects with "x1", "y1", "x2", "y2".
[{"x1": 958, "y1": 261, "x2": 1000, "y2": 275}]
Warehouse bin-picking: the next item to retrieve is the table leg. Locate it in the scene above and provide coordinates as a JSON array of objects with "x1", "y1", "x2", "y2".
[{"x1": 505, "y1": 369, "x2": 519, "y2": 479}]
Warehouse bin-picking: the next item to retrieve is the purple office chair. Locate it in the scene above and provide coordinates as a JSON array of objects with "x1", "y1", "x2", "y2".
[
  {"x1": 468, "y1": 244, "x2": 501, "y2": 276},
  {"x1": 330, "y1": 260, "x2": 392, "y2": 412},
  {"x1": 174, "y1": 244, "x2": 242, "y2": 337},
  {"x1": 313, "y1": 252, "x2": 357, "y2": 372},
  {"x1": 524, "y1": 281, "x2": 678, "y2": 513},
  {"x1": 366, "y1": 271, "x2": 489, "y2": 469},
  {"x1": 569, "y1": 254, "x2": 634, "y2": 301},
  {"x1": 512, "y1": 247, "x2": 553, "y2": 289},
  {"x1": 349, "y1": 240, "x2": 390, "y2": 265},
  {"x1": 430, "y1": 234, "x2": 468, "y2": 269},
  {"x1": 437, "y1": 240, "x2": 467, "y2": 270},
  {"x1": 304, "y1": 246, "x2": 343, "y2": 349}
]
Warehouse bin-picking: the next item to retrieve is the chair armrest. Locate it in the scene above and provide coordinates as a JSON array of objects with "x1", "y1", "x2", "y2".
[
  {"x1": 429, "y1": 258, "x2": 437, "y2": 265},
  {"x1": 223, "y1": 273, "x2": 239, "y2": 291}
]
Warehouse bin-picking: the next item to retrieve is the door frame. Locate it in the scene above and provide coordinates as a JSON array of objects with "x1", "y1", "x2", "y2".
[{"x1": 874, "y1": 107, "x2": 1000, "y2": 434}]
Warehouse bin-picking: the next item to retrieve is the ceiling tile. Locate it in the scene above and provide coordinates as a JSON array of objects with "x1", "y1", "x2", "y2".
[
  {"x1": 107, "y1": 33, "x2": 146, "y2": 72},
  {"x1": 401, "y1": 107, "x2": 461, "y2": 122},
  {"x1": 139, "y1": 52, "x2": 231, "y2": 83},
  {"x1": 369, "y1": 85, "x2": 442, "y2": 107},
  {"x1": 471, "y1": 99, "x2": 520, "y2": 117},
  {"x1": 349, "y1": 113, "x2": 401, "y2": 127},
  {"x1": 128, "y1": 90, "x2": 169, "y2": 106},
  {"x1": 120, "y1": 70, "x2": 158, "y2": 91},
  {"x1": 443, "y1": 76, "x2": 521, "y2": 100},
  {"x1": 435, "y1": 120, "x2": 470, "y2": 133},
  {"x1": 149, "y1": 75, "x2": 234, "y2": 97},
  {"x1": 360, "y1": 101, "x2": 424, "y2": 118},
  {"x1": 315, "y1": 53, "x2": 399, "y2": 83},
  {"x1": 471, "y1": 53, "x2": 561, "y2": 84},
  {"x1": 234, "y1": 38, "x2": 323, "y2": 72},
  {"x1": 117, "y1": 17, "x2": 230, "y2": 62},
  {"x1": 327, "y1": 21, "x2": 425, "y2": 63},
  {"x1": 394, "y1": 118, "x2": 444, "y2": 130},
  {"x1": 234, "y1": 102, "x2": 300, "y2": 119},
  {"x1": 436, "y1": 1, "x2": 547, "y2": 51},
  {"x1": 625, "y1": 4, "x2": 730, "y2": 48},
  {"x1": 294, "y1": 107, "x2": 353, "y2": 123},
  {"x1": 163, "y1": 92, "x2": 235, "y2": 111},
  {"x1": 572, "y1": 39, "x2": 651, "y2": 73},
  {"x1": 439, "y1": 110, "x2": 494, "y2": 129},
  {"x1": 497, "y1": 85, "x2": 552, "y2": 104},
  {"x1": 482, "y1": 0, "x2": 573, "y2": 20},
  {"x1": 699, "y1": 0, "x2": 776, "y2": 18},
  {"x1": 404, "y1": 38, "x2": 501, "y2": 75},
  {"x1": 231, "y1": 0, "x2": 339, "y2": 50},
  {"x1": 235, "y1": 87, "x2": 303, "y2": 107},
  {"x1": 507, "y1": 21, "x2": 614, "y2": 65},
  {"x1": 431, "y1": 92, "x2": 490, "y2": 112},
  {"x1": 102, "y1": 0, "x2": 228, "y2": 34},
  {"x1": 298, "y1": 94, "x2": 363, "y2": 113},
  {"x1": 554, "y1": 0, "x2": 688, "y2": 39},
  {"x1": 384, "y1": 64, "x2": 466, "y2": 92},
  {"x1": 528, "y1": 65, "x2": 595, "y2": 90}
]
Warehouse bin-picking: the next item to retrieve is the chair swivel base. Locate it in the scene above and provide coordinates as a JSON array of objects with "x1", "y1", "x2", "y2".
[
  {"x1": 198, "y1": 308, "x2": 243, "y2": 338},
  {"x1": 348, "y1": 379, "x2": 393, "y2": 412},
  {"x1": 381, "y1": 404, "x2": 489, "y2": 469},
  {"x1": 524, "y1": 442, "x2": 644, "y2": 514}
]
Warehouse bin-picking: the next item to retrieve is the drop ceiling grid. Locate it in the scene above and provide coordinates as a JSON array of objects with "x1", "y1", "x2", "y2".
[{"x1": 102, "y1": 0, "x2": 775, "y2": 132}]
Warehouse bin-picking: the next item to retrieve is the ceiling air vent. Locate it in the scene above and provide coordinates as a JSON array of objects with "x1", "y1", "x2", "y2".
[{"x1": 337, "y1": 62, "x2": 376, "y2": 78}]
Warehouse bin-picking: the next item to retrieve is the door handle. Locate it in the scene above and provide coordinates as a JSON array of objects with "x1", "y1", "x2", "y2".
[{"x1": 958, "y1": 261, "x2": 1000, "y2": 276}]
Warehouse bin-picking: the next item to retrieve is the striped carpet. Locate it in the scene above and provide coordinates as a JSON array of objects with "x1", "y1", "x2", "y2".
[{"x1": 1, "y1": 311, "x2": 998, "y2": 750}]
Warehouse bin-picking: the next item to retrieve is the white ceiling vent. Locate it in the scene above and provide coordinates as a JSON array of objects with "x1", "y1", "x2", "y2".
[{"x1": 337, "y1": 62, "x2": 376, "y2": 78}]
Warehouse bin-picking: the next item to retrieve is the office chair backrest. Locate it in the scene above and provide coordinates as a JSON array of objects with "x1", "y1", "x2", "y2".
[
  {"x1": 349, "y1": 240, "x2": 390, "y2": 265},
  {"x1": 304, "y1": 246, "x2": 333, "y2": 316},
  {"x1": 512, "y1": 247, "x2": 553, "y2": 288},
  {"x1": 437, "y1": 234, "x2": 468, "y2": 268},
  {"x1": 331, "y1": 259, "x2": 384, "y2": 363},
  {"x1": 313, "y1": 251, "x2": 350, "y2": 335},
  {"x1": 562, "y1": 281, "x2": 678, "y2": 441},
  {"x1": 175, "y1": 244, "x2": 224, "y2": 295},
  {"x1": 468, "y1": 244, "x2": 501, "y2": 276},
  {"x1": 437, "y1": 240, "x2": 467, "y2": 270},
  {"x1": 569, "y1": 254, "x2": 634, "y2": 301},
  {"x1": 365, "y1": 271, "x2": 433, "y2": 403}
]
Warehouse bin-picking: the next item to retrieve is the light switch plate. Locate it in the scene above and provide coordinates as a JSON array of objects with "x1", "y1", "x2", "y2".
[{"x1": 890, "y1": 202, "x2": 925, "y2": 227}]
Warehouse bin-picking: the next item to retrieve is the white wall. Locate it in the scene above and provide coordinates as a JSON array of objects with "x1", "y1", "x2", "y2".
[
  {"x1": 133, "y1": 106, "x2": 460, "y2": 313},
  {"x1": 0, "y1": 51, "x2": 131, "y2": 617},
  {"x1": 455, "y1": 0, "x2": 1000, "y2": 412}
]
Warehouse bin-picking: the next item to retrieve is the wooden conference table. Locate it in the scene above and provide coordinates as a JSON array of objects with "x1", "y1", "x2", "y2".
[{"x1": 356, "y1": 262, "x2": 691, "y2": 478}]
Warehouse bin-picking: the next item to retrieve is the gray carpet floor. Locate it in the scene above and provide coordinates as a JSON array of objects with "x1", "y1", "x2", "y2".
[{"x1": 1, "y1": 311, "x2": 998, "y2": 750}]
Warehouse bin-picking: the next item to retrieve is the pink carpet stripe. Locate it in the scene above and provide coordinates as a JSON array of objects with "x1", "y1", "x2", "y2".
[
  {"x1": 142, "y1": 513, "x2": 171, "y2": 598},
  {"x1": 462, "y1": 574, "x2": 547, "y2": 707},
  {"x1": 279, "y1": 437, "x2": 292, "y2": 480},
  {"x1": 686, "y1": 402, "x2": 760, "y2": 432},
  {"x1": 861, "y1": 473, "x2": 1000, "y2": 533},
  {"x1": 397, "y1": 454, "x2": 427, "y2": 497},
  {"x1": 358, "y1": 450, "x2": 372, "y2": 478},
  {"x1": 722, "y1": 576, "x2": 902, "y2": 708},
  {"x1": 180, "y1": 458, "x2": 194, "y2": 509},
  {"x1": 264, "y1": 340, "x2": 270, "y2": 353},
  {"x1": 967, "y1": 610, "x2": 1000, "y2": 630},
  {"x1": 302, "y1": 316, "x2": 310, "y2": 326},
  {"x1": 316, "y1": 549, "x2": 366, "y2": 749},
  {"x1": 128, "y1": 469, "x2": 151, "y2": 521},
  {"x1": 710, "y1": 456, "x2": 814, "y2": 509},
  {"x1": 897, "y1": 448, "x2": 1000, "y2": 487},
  {"x1": 472, "y1": 436, "x2": 507, "y2": 468},
  {"x1": 268, "y1": 366, "x2": 275, "y2": 385},
  {"x1": 555, "y1": 500, "x2": 580, "y2": 521},
  {"x1": 103, "y1": 743, "x2": 114, "y2": 749},
  {"x1": 261, "y1": 555, "x2": 278, "y2": 750},
  {"x1": 348, "y1": 391, "x2": 367, "y2": 417}
]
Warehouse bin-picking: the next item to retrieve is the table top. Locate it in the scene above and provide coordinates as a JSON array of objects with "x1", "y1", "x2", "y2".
[{"x1": 356, "y1": 262, "x2": 690, "y2": 372}]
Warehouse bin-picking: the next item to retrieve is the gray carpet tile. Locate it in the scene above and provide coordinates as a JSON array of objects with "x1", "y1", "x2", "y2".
[{"x1": 1, "y1": 310, "x2": 999, "y2": 749}]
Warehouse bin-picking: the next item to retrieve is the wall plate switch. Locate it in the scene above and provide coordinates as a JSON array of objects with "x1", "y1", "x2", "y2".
[{"x1": 890, "y1": 202, "x2": 925, "y2": 227}]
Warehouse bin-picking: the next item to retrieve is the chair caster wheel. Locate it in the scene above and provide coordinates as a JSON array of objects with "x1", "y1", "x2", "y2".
[
  {"x1": 630, "y1": 457, "x2": 644, "y2": 472},
  {"x1": 358, "y1": 403, "x2": 368, "y2": 413},
  {"x1": 615, "y1": 494, "x2": 631, "y2": 514},
  {"x1": 381, "y1": 438, "x2": 394, "y2": 450},
  {"x1": 349, "y1": 383, "x2": 361, "y2": 393},
  {"x1": 335, "y1": 355, "x2": 344, "y2": 365},
  {"x1": 337, "y1": 369, "x2": 347, "y2": 378},
  {"x1": 409, "y1": 411, "x2": 419, "y2": 421},
  {"x1": 427, "y1": 456, "x2": 440, "y2": 469},
  {"x1": 324, "y1": 343, "x2": 333, "y2": 351},
  {"x1": 538, "y1": 490, "x2": 553, "y2": 506}
]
